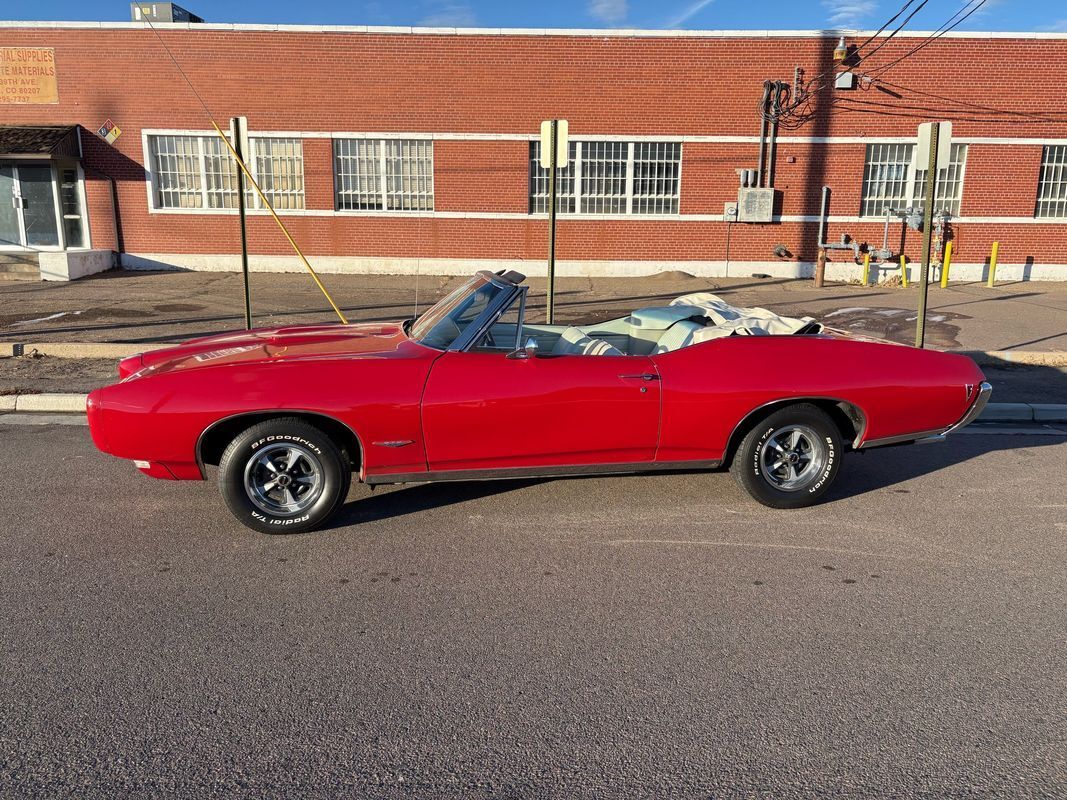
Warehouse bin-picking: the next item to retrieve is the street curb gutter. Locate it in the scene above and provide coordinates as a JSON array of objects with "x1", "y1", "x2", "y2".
[
  {"x1": 1, "y1": 394, "x2": 1065, "y2": 424},
  {"x1": 962, "y1": 350, "x2": 1067, "y2": 367}
]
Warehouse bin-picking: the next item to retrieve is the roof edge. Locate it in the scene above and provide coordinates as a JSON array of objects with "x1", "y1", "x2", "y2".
[{"x1": 1, "y1": 20, "x2": 1066, "y2": 39}]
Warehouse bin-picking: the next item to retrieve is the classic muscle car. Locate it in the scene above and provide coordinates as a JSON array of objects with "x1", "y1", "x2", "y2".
[{"x1": 87, "y1": 270, "x2": 991, "y2": 533}]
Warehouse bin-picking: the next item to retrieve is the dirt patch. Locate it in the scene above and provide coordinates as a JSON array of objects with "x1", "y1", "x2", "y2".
[
  {"x1": 154, "y1": 303, "x2": 206, "y2": 313},
  {"x1": 0, "y1": 356, "x2": 117, "y2": 394}
]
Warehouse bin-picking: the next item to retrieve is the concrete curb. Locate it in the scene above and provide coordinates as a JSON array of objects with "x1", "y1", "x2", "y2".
[
  {"x1": 0, "y1": 393, "x2": 1065, "y2": 424},
  {"x1": 962, "y1": 350, "x2": 1067, "y2": 367},
  {"x1": 0, "y1": 342, "x2": 170, "y2": 359}
]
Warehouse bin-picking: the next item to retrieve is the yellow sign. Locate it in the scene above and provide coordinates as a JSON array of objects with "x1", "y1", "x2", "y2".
[{"x1": 0, "y1": 47, "x2": 58, "y2": 104}]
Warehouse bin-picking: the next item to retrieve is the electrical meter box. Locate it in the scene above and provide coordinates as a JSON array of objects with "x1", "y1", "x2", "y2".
[{"x1": 736, "y1": 187, "x2": 776, "y2": 223}]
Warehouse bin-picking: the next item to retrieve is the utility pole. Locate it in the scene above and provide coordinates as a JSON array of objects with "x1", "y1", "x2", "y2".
[
  {"x1": 540, "y1": 119, "x2": 568, "y2": 325},
  {"x1": 231, "y1": 116, "x2": 252, "y2": 330},
  {"x1": 915, "y1": 121, "x2": 951, "y2": 349}
]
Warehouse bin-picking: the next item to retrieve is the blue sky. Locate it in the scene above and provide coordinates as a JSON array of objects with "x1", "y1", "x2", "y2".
[{"x1": 6, "y1": 0, "x2": 1066, "y2": 32}]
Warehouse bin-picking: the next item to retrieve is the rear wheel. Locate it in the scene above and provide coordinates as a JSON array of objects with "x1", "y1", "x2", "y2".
[
  {"x1": 218, "y1": 418, "x2": 350, "y2": 534},
  {"x1": 729, "y1": 404, "x2": 842, "y2": 509}
]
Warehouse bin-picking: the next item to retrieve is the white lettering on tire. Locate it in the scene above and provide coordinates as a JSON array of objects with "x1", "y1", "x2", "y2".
[{"x1": 250, "y1": 435, "x2": 322, "y2": 455}]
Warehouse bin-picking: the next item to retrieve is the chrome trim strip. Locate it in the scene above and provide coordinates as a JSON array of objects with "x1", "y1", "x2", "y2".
[
  {"x1": 366, "y1": 458, "x2": 723, "y2": 486},
  {"x1": 941, "y1": 381, "x2": 993, "y2": 436},
  {"x1": 860, "y1": 429, "x2": 944, "y2": 449}
]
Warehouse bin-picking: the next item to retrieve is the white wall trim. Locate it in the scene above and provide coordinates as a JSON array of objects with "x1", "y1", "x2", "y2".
[
  {"x1": 5, "y1": 21, "x2": 1067, "y2": 40},
  {"x1": 138, "y1": 128, "x2": 1067, "y2": 147},
  {"x1": 118, "y1": 252, "x2": 1067, "y2": 281}
]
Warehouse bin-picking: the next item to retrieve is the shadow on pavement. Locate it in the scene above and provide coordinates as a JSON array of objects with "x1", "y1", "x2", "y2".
[{"x1": 324, "y1": 430, "x2": 1063, "y2": 531}]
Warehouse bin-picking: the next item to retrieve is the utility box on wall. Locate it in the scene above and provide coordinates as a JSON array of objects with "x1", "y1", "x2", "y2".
[{"x1": 736, "y1": 187, "x2": 777, "y2": 223}]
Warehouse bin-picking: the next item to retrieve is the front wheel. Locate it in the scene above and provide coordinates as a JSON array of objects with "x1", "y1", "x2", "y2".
[
  {"x1": 218, "y1": 417, "x2": 351, "y2": 534},
  {"x1": 729, "y1": 404, "x2": 842, "y2": 509}
]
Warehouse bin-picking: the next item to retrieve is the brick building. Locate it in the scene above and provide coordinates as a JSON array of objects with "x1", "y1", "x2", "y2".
[{"x1": 2, "y1": 20, "x2": 1066, "y2": 281}]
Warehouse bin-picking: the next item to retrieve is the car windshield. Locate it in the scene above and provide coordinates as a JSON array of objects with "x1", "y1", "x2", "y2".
[{"x1": 409, "y1": 274, "x2": 506, "y2": 350}]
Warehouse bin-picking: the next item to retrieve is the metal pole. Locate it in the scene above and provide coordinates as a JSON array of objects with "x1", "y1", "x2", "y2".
[
  {"x1": 546, "y1": 119, "x2": 558, "y2": 325},
  {"x1": 915, "y1": 122, "x2": 939, "y2": 349},
  {"x1": 232, "y1": 116, "x2": 252, "y2": 330}
]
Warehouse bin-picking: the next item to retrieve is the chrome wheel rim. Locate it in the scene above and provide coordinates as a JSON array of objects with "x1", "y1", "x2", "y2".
[
  {"x1": 758, "y1": 424, "x2": 826, "y2": 492},
  {"x1": 243, "y1": 443, "x2": 324, "y2": 516}
]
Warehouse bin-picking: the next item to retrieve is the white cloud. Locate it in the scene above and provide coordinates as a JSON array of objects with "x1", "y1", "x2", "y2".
[
  {"x1": 663, "y1": 0, "x2": 715, "y2": 29},
  {"x1": 1040, "y1": 18, "x2": 1067, "y2": 32},
  {"x1": 588, "y1": 0, "x2": 629, "y2": 25},
  {"x1": 822, "y1": 0, "x2": 877, "y2": 27},
  {"x1": 419, "y1": 1, "x2": 477, "y2": 27}
]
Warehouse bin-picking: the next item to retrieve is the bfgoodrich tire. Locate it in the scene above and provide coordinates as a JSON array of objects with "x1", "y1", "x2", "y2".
[
  {"x1": 218, "y1": 417, "x2": 351, "y2": 534},
  {"x1": 729, "y1": 404, "x2": 842, "y2": 509}
]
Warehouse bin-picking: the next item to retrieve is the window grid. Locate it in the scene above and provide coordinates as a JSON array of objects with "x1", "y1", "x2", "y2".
[
  {"x1": 150, "y1": 134, "x2": 305, "y2": 211},
  {"x1": 529, "y1": 141, "x2": 577, "y2": 213},
  {"x1": 252, "y1": 138, "x2": 305, "y2": 210},
  {"x1": 860, "y1": 142, "x2": 968, "y2": 217},
  {"x1": 334, "y1": 138, "x2": 434, "y2": 211},
  {"x1": 152, "y1": 134, "x2": 204, "y2": 209},
  {"x1": 912, "y1": 143, "x2": 967, "y2": 216},
  {"x1": 529, "y1": 140, "x2": 681, "y2": 215},
  {"x1": 1036, "y1": 145, "x2": 1067, "y2": 219}
]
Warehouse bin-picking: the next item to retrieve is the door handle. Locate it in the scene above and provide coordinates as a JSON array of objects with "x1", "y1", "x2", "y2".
[{"x1": 618, "y1": 373, "x2": 659, "y2": 381}]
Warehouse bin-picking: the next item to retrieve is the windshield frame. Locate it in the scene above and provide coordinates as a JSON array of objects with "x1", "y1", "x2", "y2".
[{"x1": 408, "y1": 271, "x2": 523, "y2": 352}]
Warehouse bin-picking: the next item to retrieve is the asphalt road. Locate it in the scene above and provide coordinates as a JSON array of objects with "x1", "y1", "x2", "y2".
[{"x1": 1, "y1": 421, "x2": 1065, "y2": 798}]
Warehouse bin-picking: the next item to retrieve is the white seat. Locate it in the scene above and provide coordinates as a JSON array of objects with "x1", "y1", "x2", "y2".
[
  {"x1": 551, "y1": 326, "x2": 624, "y2": 356},
  {"x1": 653, "y1": 320, "x2": 703, "y2": 353}
]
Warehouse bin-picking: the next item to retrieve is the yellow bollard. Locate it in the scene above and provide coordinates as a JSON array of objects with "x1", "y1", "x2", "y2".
[
  {"x1": 940, "y1": 240, "x2": 953, "y2": 288},
  {"x1": 987, "y1": 241, "x2": 1000, "y2": 287},
  {"x1": 899, "y1": 255, "x2": 909, "y2": 287},
  {"x1": 861, "y1": 252, "x2": 871, "y2": 286}
]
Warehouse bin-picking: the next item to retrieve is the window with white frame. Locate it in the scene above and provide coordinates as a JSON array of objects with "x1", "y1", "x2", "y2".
[
  {"x1": 529, "y1": 140, "x2": 681, "y2": 215},
  {"x1": 1035, "y1": 145, "x2": 1067, "y2": 219},
  {"x1": 860, "y1": 142, "x2": 968, "y2": 217},
  {"x1": 334, "y1": 138, "x2": 434, "y2": 211},
  {"x1": 148, "y1": 134, "x2": 305, "y2": 211}
]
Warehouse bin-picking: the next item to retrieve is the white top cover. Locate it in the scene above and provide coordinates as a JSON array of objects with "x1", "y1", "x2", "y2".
[{"x1": 670, "y1": 292, "x2": 815, "y2": 336}]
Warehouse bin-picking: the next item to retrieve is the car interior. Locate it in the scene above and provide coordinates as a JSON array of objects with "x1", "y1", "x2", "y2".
[{"x1": 475, "y1": 292, "x2": 822, "y2": 356}]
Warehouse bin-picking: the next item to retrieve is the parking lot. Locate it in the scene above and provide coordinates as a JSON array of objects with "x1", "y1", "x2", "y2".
[{"x1": 2, "y1": 420, "x2": 1064, "y2": 797}]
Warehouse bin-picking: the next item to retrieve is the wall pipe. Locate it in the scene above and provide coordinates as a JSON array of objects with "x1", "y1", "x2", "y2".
[{"x1": 756, "y1": 80, "x2": 773, "y2": 188}]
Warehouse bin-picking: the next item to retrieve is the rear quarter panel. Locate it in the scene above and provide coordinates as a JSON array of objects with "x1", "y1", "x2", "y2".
[{"x1": 651, "y1": 336, "x2": 984, "y2": 461}]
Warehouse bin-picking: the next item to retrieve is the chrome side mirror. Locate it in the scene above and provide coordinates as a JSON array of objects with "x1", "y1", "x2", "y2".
[{"x1": 508, "y1": 336, "x2": 539, "y2": 360}]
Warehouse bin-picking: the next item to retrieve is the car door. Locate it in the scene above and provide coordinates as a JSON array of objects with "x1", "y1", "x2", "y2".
[{"x1": 420, "y1": 349, "x2": 661, "y2": 472}]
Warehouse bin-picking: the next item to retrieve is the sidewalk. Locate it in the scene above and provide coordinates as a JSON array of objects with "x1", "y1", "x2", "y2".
[
  {"x1": 2, "y1": 268, "x2": 1066, "y2": 404},
  {"x1": 2, "y1": 268, "x2": 1066, "y2": 351}
]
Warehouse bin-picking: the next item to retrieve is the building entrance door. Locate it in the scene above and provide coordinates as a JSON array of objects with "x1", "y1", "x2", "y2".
[{"x1": 0, "y1": 161, "x2": 60, "y2": 249}]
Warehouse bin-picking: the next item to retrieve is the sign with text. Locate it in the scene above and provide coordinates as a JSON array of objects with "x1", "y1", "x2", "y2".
[{"x1": 0, "y1": 47, "x2": 58, "y2": 104}]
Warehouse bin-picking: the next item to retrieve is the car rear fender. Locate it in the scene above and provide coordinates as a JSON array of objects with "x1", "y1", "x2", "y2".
[{"x1": 724, "y1": 397, "x2": 868, "y2": 461}]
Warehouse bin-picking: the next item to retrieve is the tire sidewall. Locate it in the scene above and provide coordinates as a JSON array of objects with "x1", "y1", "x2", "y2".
[
  {"x1": 737, "y1": 407, "x2": 842, "y2": 508},
  {"x1": 220, "y1": 422, "x2": 346, "y2": 534}
]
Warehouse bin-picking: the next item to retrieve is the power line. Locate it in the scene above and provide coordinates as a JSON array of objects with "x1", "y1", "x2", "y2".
[{"x1": 863, "y1": 0, "x2": 988, "y2": 80}]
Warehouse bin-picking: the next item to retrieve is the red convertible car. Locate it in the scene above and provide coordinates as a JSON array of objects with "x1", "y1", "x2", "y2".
[{"x1": 88, "y1": 270, "x2": 990, "y2": 533}]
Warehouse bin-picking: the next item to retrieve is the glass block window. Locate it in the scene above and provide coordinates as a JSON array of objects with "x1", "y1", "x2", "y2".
[
  {"x1": 1035, "y1": 145, "x2": 1067, "y2": 219},
  {"x1": 149, "y1": 134, "x2": 305, "y2": 211},
  {"x1": 334, "y1": 138, "x2": 434, "y2": 211},
  {"x1": 860, "y1": 142, "x2": 967, "y2": 217},
  {"x1": 529, "y1": 140, "x2": 681, "y2": 215}
]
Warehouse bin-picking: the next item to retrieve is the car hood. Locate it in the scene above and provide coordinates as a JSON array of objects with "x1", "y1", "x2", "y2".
[{"x1": 121, "y1": 322, "x2": 412, "y2": 379}]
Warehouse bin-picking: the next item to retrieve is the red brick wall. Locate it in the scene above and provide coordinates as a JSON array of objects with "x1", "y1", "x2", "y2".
[{"x1": 2, "y1": 25, "x2": 1066, "y2": 271}]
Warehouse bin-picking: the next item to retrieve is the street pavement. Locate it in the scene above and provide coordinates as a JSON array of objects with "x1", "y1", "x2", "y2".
[
  {"x1": 2, "y1": 269, "x2": 1067, "y2": 352},
  {"x1": 1, "y1": 420, "x2": 1065, "y2": 798}
]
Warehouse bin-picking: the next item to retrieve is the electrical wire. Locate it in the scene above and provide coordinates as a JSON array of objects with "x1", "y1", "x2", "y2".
[
  {"x1": 133, "y1": 8, "x2": 350, "y2": 324},
  {"x1": 862, "y1": 0, "x2": 988, "y2": 80}
]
